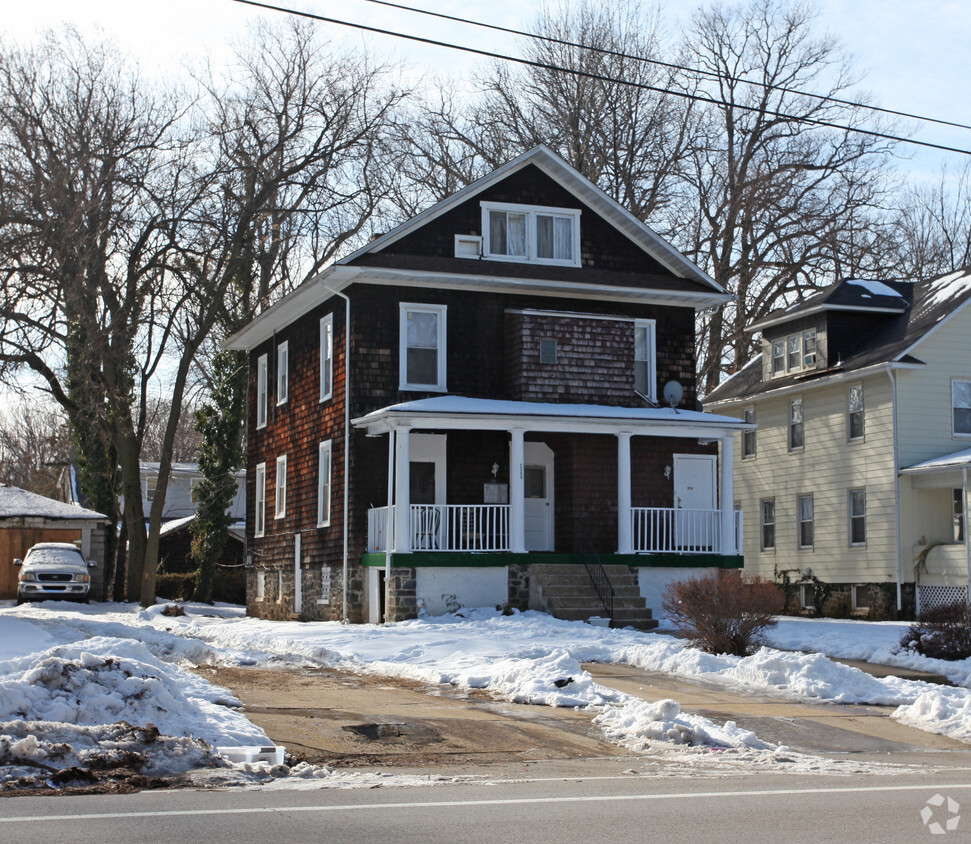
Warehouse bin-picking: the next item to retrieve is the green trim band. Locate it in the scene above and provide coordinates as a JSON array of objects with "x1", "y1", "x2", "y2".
[{"x1": 360, "y1": 552, "x2": 743, "y2": 569}]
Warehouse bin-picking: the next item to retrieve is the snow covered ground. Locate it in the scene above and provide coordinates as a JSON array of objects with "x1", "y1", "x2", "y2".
[{"x1": 1, "y1": 600, "x2": 970, "y2": 789}]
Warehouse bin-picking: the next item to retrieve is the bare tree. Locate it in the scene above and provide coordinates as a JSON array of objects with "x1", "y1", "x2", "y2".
[
  {"x1": 0, "y1": 30, "x2": 191, "y2": 596},
  {"x1": 891, "y1": 162, "x2": 971, "y2": 281},
  {"x1": 0, "y1": 398, "x2": 72, "y2": 498},
  {"x1": 676, "y1": 0, "x2": 897, "y2": 391},
  {"x1": 394, "y1": 0, "x2": 695, "y2": 223}
]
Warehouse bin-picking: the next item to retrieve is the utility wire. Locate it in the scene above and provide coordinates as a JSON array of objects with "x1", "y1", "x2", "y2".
[
  {"x1": 231, "y1": 0, "x2": 971, "y2": 156},
  {"x1": 364, "y1": 0, "x2": 971, "y2": 134}
]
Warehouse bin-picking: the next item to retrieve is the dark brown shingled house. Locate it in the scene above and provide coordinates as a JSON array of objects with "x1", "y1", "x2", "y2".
[{"x1": 227, "y1": 146, "x2": 751, "y2": 624}]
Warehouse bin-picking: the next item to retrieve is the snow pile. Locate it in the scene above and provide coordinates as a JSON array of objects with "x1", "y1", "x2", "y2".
[
  {"x1": 0, "y1": 634, "x2": 269, "y2": 786},
  {"x1": 894, "y1": 688, "x2": 971, "y2": 743},
  {"x1": 595, "y1": 697, "x2": 768, "y2": 750}
]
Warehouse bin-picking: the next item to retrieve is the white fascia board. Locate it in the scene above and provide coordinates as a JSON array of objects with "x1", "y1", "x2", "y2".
[
  {"x1": 224, "y1": 267, "x2": 361, "y2": 351},
  {"x1": 339, "y1": 145, "x2": 723, "y2": 295},
  {"x1": 335, "y1": 267, "x2": 731, "y2": 310},
  {"x1": 748, "y1": 303, "x2": 908, "y2": 334},
  {"x1": 895, "y1": 292, "x2": 971, "y2": 362},
  {"x1": 705, "y1": 360, "x2": 925, "y2": 410},
  {"x1": 353, "y1": 409, "x2": 751, "y2": 438}
]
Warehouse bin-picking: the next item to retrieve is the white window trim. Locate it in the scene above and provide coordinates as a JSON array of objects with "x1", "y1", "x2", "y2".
[
  {"x1": 633, "y1": 319, "x2": 657, "y2": 403},
  {"x1": 797, "y1": 493, "x2": 814, "y2": 550},
  {"x1": 256, "y1": 354, "x2": 268, "y2": 429},
  {"x1": 255, "y1": 462, "x2": 266, "y2": 538},
  {"x1": 275, "y1": 454, "x2": 287, "y2": 519},
  {"x1": 317, "y1": 440, "x2": 332, "y2": 528},
  {"x1": 320, "y1": 315, "x2": 334, "y2": 403},
  {"x1": 953, "y1": 378, "x2": 971, "y2": 437},
  {"x1": 480, "y1": 201, "x2": 581, "y2": 267},
  {"x1": 742, "y1": 408, "x2": 756, "y2": 458},
  {"x1": 847, "y1": 383, "x2": 864, "y2": 442},
  {"x1": 849, "y1": 488, "x2": 866, "y2": 547},
  {"x1": 276, "y1": 341, "x2": 289, "y2": 406},
  {"x1": 788, "y1": 396, "x2": 805, "y2": 451},
  {"x1": 399, "y1": 303, "x2": 447, "y2": 392},
  {"x1": 255, "y1": 570, "x2": 266, "y2": 602},
  {"x1": 760, "y1": 498, "x2": 776, "y2": 551},
  {"x1": 770, "y1": 329, "x2": 817, "y2": 378}
]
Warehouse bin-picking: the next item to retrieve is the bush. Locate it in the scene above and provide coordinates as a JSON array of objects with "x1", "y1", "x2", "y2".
[
  {"x1": 899, "y1": 600, "x2": 971, "y2": 660},
  {"x1": 155, "y1": 567, "x2": 245, "y2": 605},
  {"x1": 662, "y1": 569, "x2": 785, "y2": 656}
]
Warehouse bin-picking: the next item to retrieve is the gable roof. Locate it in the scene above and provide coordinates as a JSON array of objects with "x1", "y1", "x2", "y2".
[
  {"x1": 227, "y1": 146, "x2": 729, "y2": 352},
  {"x1": 0, "y1": 484, "x2": 107, "y2": 521},
  {"x1": 705, "y1": 269, "x2": 971, "y2": 406}
]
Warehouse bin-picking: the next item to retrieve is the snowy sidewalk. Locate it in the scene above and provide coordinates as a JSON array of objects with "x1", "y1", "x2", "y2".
[{"x1": 585, "y1": 662, "x2": 969, "y2": 755}]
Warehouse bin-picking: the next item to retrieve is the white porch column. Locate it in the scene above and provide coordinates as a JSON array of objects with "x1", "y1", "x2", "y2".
[
  {"x1": 509, "y1": 429, "x2": 526, "y2": 553},
  {"x1": 617, "y1": 432, "x2": 633, "y2": 554},
  {"x1": 394, "y1": 427, "x2": 412, "y2": 553},
  {"x1": 720, "y1": 436, "x2": 736, "y2": 555}
]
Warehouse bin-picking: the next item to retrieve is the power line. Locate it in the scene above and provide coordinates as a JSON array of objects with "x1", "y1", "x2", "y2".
[
  {"x1": 230, "y1": 0, "x2": 971, "y2": 156},
  {"x1": 364, "y1": 0, "x2": 971, "y2": 134}
]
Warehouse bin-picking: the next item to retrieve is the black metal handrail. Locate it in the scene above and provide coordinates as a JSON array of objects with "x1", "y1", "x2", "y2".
[{"x1": 578, "y1": 520, "x2": 615, "y2": 619}]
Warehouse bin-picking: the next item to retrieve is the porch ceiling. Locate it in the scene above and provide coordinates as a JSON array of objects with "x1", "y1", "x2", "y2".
[{"x1": 352, "y1": 395, "x2": 754, "y2": 438}]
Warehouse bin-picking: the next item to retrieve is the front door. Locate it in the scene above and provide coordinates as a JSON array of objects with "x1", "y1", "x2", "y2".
[
  {"x1": 673, "y1": 454, "x2": 717, "y2": 550},
  {"x1": 524, "y1": 442, "x2": 554, "y2": 551},
  {"x1": 410, "y1": 434, "x2": 446, "y2": 549}
]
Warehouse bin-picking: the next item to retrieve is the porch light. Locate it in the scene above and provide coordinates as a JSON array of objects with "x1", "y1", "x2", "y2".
[
  {"x1": 492, "y1": 462, "x2": 499, "y2": 479},
  {"x1": 664, "y1": 465, "x2": 671, "y2": 480}
]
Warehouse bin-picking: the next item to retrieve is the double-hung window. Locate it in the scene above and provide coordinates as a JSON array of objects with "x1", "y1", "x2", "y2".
[
  {"x1": 633, "y1": 320, "x2": 657, "y2": 401},
  {"x1": 953, "y1": 379, "x2": 971, "y2": 435},
  {"x1": 256, "y1": 354, "x2": 268, "y2": 429},
  {"x1": 798, "y1": 494, "x2": 814, "y2": 549},
  {"x1": 482, "y1": 202, "x2": 580, "y2": 266},
  {"x1": 770, "y1": 329, "x2": 817, "y2": 377},
  {"x1": 848, "y1": 384, "x2": 864, "y2": 441},
  {"x1": 317, "y1": 440, "x2": 332, "y2": 527},
  {"x1": 742, "y1": 409, "x2": 756, "y2": 458},
  {"x1": 275, "y1": 454, "x2": 287, "y2": 519},
  {"x1": 772, "y1": 340, "x2": 785, "y2": 375},
  {"x1": 400, "y1": 304, "x2": 446, "y2": 391},
  {"x1": 320, "y1": 315, "x2": 333, "y2": 402},
  {"x1": 789, "y1": 397, "x2": 804, "y2": 450},
  {"x1": 276, "y1": 342, "x2": 288, "y2": 405},
  {"x1": 760, "y1": 499, "x2": 776, "y2": 550},
  {"x1": 849, "y1": 488, "x2": 866, "y2": 546},
  {"x1": 254, "y1": 462, "x2": 266, "y2": 538}
]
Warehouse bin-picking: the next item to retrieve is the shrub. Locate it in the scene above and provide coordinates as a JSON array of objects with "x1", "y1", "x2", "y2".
[
  {"x1": 662, "y1": 569, "x2": 785, "y2": 656},
  {"x1": 899, "y1": 600, "x2": 971, "y2": 661}
]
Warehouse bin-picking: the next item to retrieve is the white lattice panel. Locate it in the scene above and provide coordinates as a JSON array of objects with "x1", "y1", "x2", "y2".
[{"x1": 917, "y1": 584, "x2": 969, "y2": 614}]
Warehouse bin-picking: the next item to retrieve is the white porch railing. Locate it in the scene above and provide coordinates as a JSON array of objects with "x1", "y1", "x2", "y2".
[
  {"x1": 632, "y1": 507, "x2": 731, "y2": 554},
  {"x1": 368, "y1": 504, "x2": 510, "y2": 553}
]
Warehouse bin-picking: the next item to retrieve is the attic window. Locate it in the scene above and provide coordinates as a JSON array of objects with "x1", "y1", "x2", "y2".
[
  {"x1": 481, "y1": 202, "x2": 580, "y2": 267},
  {"x1": 771, "y1": 329, "x2": 817, "y2": 378}
]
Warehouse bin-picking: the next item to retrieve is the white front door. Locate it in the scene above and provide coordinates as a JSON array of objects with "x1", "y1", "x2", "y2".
[
  {"x1": 524, "y1": 442, "x2": 554, "y2": 551},
  {"x1": 673, "y1": 454, "x2": 717, "y2": 550}
]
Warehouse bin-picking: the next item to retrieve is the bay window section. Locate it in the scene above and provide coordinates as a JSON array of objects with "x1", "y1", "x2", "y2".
[
  {"x1": 954, "y1": 379, "x2": 971, "y2": 435},
  {"x1": 633, "y1": 320, "x2": 657, "y2": 402}
]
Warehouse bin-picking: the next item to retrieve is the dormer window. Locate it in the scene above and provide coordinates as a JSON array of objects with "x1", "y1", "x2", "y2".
[
  {"x1": 770, "y1": 329, "x2": 818, "y2": 378},
  {"x1": 481, "y1": 202, "x2": 580, "y2": 267}
]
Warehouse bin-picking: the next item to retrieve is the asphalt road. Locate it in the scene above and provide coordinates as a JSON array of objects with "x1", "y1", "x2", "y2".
[{"x1": 3, "y1": 769, "x2": 971, "y2": 843}]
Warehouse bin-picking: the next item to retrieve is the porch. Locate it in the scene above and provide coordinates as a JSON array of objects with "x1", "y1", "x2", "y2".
[
  {"x1": 367, "y1": 503, "x2": 743, "y2": 556},
  {"x1": 355, "y1": 396, "x2": 752, "y2": 561}
]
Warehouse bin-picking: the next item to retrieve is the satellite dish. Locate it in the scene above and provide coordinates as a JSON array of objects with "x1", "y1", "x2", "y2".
[{"x1": 663, "y1": 380, "x2": 684, "y2": 409}]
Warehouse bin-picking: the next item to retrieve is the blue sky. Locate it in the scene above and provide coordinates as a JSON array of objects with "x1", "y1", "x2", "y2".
[{"x1": 4, "y1": 0, "x2": 971, "y2": 180}]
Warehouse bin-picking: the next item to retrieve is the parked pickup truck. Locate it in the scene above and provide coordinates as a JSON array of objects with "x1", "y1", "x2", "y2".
[{"x1": 14, "y1": 542, "x2": 96, "y2": 604}]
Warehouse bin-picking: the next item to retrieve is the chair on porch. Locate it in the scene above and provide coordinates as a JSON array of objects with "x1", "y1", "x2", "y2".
[{"x1": 414, "y1": 507, "x2": 441, "y2": 550}]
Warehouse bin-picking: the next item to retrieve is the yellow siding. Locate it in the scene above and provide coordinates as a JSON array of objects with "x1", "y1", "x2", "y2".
[{"x1": 727, "y1": 374, "x2": 897, "y2": 584}]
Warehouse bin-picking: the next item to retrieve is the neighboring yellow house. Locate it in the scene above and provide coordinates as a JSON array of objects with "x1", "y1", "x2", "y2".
[{"x1": 705, "y1": 272, "x2": 971, "y2": 617}]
